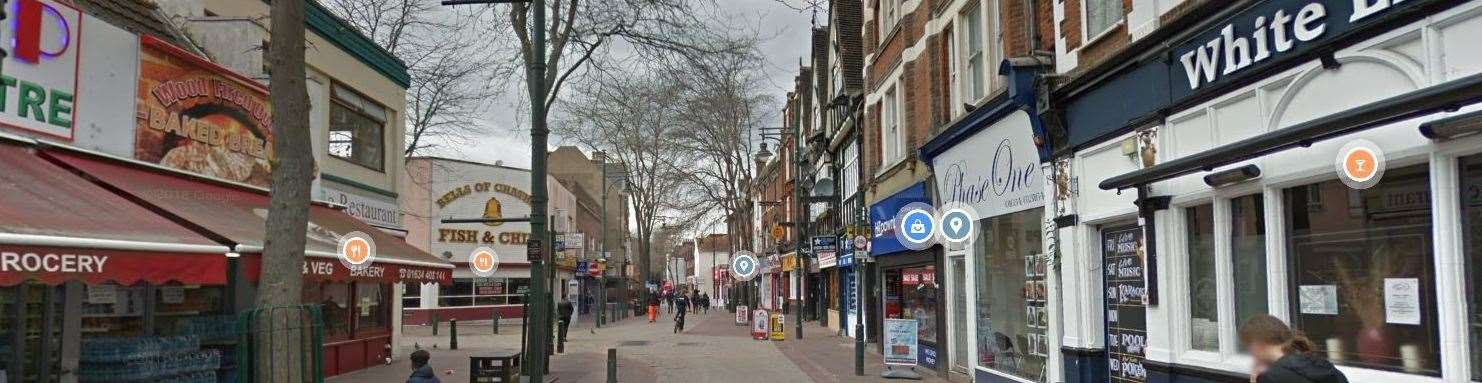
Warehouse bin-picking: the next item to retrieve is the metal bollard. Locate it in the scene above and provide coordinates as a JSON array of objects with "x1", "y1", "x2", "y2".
[
  {"x1": 431, "y1": 313, "x2": 439, "y2": 335},
  {"x1": 449, "y1": 318, "x2": 459, "y2": 350},
  {"x1": 606, "y1": 348, "x2": 617, "y2": 383},
  {"x1": 493, "y1": 312, "x2": 501, "y2": 334}
]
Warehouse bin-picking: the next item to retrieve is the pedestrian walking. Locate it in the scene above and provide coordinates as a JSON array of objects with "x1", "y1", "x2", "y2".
[
  {"x1": 664, "y1": 289, "x2": 674, "y2": 314},
  {"x1": 557, "y1": 297, "x2": 574, "y2": 352},
  {"x1": 673, "y1": 292, "x2": 690, "y2": 333},
  {"x1": 700, "y1": 293, "x2": 710, "y2": 314},
  {"x1": 405, "y1": 349, "x2": 441, "y2": 383},
  {"x1": 647, "y1": 294, "x2": 660, "y2": 323},
  {"x1": 1240, "y1": 314, "x2": 1349, "y2": 383}
]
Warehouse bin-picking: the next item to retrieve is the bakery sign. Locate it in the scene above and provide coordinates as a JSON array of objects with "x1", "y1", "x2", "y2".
[
  {"x1": 0, "y1": 0, "x2": 81, "y2": 139},
  {"x1": 134, "y1": 36, "x2": 274, "y2": 187}
]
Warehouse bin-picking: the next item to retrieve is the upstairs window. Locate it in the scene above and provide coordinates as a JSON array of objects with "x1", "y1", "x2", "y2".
[
  {"x1": 329, "y1": 84, "x2": 387, "y2": 171},
  {"x1": 1085, "y1": 0, "x2": 1123, "y2": 41}
]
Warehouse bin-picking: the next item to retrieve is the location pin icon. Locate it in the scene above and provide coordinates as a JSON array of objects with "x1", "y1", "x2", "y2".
[{"x1": 950, "y1": 217, "x2": 963, "y2": 233}]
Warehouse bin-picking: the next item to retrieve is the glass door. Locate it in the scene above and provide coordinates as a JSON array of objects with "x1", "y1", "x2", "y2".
[{"x1": 949, "y1": 255, "x2": 970, "y2": 373}]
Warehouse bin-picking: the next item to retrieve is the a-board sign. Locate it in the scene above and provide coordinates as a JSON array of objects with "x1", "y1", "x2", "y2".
[{"x1": 1104, "y1": 226, "x2": 1148, "y2": 382}]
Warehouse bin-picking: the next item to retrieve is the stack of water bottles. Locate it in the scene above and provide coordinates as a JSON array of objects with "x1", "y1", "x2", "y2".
[
  {"x1": 172, "y1": 314, "x2": 238, "y2": 342},
  {"x1": 79, "y1": 336, "x2": 220, "y2": 382}
]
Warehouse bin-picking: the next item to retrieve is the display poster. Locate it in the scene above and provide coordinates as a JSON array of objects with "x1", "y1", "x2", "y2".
[
  {"x1": 135, "y1": 38, "x2": 274, "y2": 187},
  {"x1": 1384, "y1": 278, "x2": 1421, "y2": 325},
  {"x1": 736, "y1": 305, "x2": 750, "y2": 326},
  {"x1": 1103, "y1": 226, "x2": 1148, "y2": 382},
  {"x1": 883, "y1": 318, "x2": 920, "y2": 365},
  {"x1": 752, "y1": 309, "x2": 770, "y2": 339},
  {"x1": 87, "y1": 284, "x2": 117, "y2": 304},
  {"x1": 1298, "y1": 285, "x2": 1339, "y2": 315},
  {"x1": 160, "y1": 286, "x2": 185, "y2": 304}
]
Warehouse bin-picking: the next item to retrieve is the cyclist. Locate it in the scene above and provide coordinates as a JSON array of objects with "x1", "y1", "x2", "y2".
[{"x1": 673, "y1": 292, "x2": 690, "y2": 333}]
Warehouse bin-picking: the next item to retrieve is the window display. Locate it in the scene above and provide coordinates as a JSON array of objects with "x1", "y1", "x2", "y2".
[
  {"x1": 1459, "y1": 154, "x2": 1482, "y2": 381},
  {"x1": 304, "y1": 281, "x2": 352, "y2": 339},
  {"x1": 1230, "y1": 195, "x2": 1268, "y2": 335},
  {"x1": 355, "y1": 282, "x2": 388, "y2": 333},
  {"x1": 974, "y1": 208, "x2": 1045, "y2": 381},
  {"x1": 1284, "y1": 164, "x2": 1439, "y2": 375},
  {"x1": 1185, "y1": 204, "x2": 1218, "y2": 351}
]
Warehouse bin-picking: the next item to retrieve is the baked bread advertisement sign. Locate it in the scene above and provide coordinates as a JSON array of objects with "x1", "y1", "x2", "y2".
[{"x1": 134, "y1": 37, "x2": 273, "y2": 187}]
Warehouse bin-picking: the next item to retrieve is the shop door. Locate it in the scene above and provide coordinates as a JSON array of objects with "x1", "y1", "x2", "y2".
[
  {"x1": 3, "y1": 283, "x2": 80, "y2": 383},
  {"x1": 948, "y1": 255, "x2": 970, "y2": 373},
  {"x1": 1101, "y1": 225, "x2": 1148, "y2": 382}
]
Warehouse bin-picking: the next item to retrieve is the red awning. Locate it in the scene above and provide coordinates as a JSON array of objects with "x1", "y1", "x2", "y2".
[
  {"x1": 0, "y1": 140, "x2": 230, "y2": 286},
  {"x1": 45, "y1": 148, "x2": 453, "y2": 285}
]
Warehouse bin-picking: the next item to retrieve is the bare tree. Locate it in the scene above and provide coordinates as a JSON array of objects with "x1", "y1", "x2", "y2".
[
  {"x1": 559, "y1": 72, "x2": 707, "y2": 288},
  {"x1": 662, "y1": 40, "x2": 774, "y2": 256},
  {"x1": 321, "y1": 0, "x2": 516, "y2": 157},
  {"x1": 257, "y1": 0, "x2": 314, "y2": 379}
]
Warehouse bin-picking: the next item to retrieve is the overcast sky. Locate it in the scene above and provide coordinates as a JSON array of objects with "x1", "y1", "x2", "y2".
[{"x1": 416, "y1": 0, "x2": 818, "y2": 168}]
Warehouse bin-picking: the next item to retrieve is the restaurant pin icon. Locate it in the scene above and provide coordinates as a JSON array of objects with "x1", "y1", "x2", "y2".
[
  {"x1": 337, "y1": 231, "x2": 376, "y2": 270},
  {"x1": 470, "y1": 247, "x2": 500, "y2": 278}
]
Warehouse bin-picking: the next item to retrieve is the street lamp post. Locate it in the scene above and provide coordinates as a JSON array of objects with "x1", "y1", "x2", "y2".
[{"x1": 440, "y1": 1, "x2": 547, "y2": 380}]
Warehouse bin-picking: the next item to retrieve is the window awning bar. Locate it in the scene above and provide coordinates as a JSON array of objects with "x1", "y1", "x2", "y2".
[{"x1": 1099, "y1": 71, "x2": 1482, "y2": 191}]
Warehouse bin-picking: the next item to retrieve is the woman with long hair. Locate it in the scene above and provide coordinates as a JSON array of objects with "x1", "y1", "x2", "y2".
[{"x1": 1239, "y1": 315, "x2": 1349, "y2": 383}]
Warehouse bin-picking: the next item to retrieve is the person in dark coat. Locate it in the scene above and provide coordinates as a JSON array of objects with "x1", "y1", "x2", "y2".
[
  {"x1": 1240, "y1": 314, "x2": 1349, "y2": 383},
  {"x1": 405, "y1": 349, "x2": 441, "y2": 383},
  {"x1": 557, "y1": 298, "x2": 574, "y2": 352},
  {"x1": 673, "y1": 292, "x2": 690, "y2": 333}
]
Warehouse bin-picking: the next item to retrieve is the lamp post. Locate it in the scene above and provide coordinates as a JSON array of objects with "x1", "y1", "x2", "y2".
[{"x1": 440, "y1": 1, "x2": 547, "y2": 380}]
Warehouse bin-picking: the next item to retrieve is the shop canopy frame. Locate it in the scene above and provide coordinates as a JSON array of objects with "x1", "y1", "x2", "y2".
[
  {"x1": 33, "y1": 142, "x2": 454, "y2": 286},
  {"x1": 1099, "y1": 71, "x2": 1482, "y2": 191},
  {"x1": 0, "y1": 136, "x2": 233, "y2": 286}
]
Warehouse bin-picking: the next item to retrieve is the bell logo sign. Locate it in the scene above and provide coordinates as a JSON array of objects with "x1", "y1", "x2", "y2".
[{"x1": 0, "y1": 0, "x2": 80, "y2": 139}]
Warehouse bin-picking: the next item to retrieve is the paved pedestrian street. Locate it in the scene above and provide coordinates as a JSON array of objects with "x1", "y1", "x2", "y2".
[{"x1": 331, "y1": 310, "x2": 950, "y2": 383}]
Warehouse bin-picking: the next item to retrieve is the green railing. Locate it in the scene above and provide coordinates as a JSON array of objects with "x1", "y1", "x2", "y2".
[{"x1": 236, "y1": 305, "x2": 325, "y2": 383}]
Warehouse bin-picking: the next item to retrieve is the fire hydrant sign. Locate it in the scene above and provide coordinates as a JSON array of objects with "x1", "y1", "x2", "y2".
[{"x1": 0, "y1": 0, "x2": 82, "y2": 139}]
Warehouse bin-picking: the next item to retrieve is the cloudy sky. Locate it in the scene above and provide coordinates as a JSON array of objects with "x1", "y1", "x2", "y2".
[{"x1": 416, "y1": 0, "x2": 818, "y2": 168}]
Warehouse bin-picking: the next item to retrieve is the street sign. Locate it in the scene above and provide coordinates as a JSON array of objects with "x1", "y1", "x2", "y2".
[
  {"x1": 811, "y1": 236, "x2": 837, "y2": 252},
  {"x1": 853, "y1": 235, "x2": 868, "y2": 251},
  {"x1": 588, "y1": 261, "x2": 602, "y2": 277},
  {"x1": 731, "y1": 251, "x2": 759, "y2": 281},
  {"x1": 527, "y1": 239, "x2": 543, "y2": 258},
  {"x1": 575, "y1": 260, "x2": 587, "y2": 277},
  {"x1": 771, "y1": 225, "x2": 785, "y2": 240}
]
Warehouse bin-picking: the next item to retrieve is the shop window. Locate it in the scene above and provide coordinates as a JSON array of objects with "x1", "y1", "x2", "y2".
[
  {"x1": 1084, "y1": 0, "x2": 1123, "y2": 41},
  {"x1": 354, "y1": 282, "x2": 389, "y2": 333},
  {"x1": 974, "y1": 208, "x2": 1046, "y2": 381},
  {"x1": 1185, "y1": 204, "x2": 1219, "y2": 352},
  {"x1": 305, "y1": 281, "x2": 352, "y2": 339},
  {"x1": 1459, "y1": 154, "x2": 1482, "y2": 380},
  {"x1": 328, "y1": 84, "x2": 387, "y2": 171},
  {"x1": 402, "y1": 283, "x2": 422, "y2": 308},
  {"x1": 1284, "y1": 164, "x2": 1439, "y2": 375},
  {"x1": 1230, "y1": 194, "x2": 1268, "y2": 336}
]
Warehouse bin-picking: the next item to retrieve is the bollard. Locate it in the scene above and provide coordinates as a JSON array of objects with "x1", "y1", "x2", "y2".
[
  {"x1": 431, "y1": 313, "x2": 439, "y2": 335},
  {"x1": 606, "y1": 348, "x2": 617, "y2": 383},
  {"x1": 493, "y1": 312, "x2": 501, "y2": 334},
  {"x1": 450, "y1": 318, "x2": 459, "y2": 350}
]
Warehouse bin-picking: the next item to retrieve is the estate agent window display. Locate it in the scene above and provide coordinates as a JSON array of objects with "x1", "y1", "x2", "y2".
[
  {"x1": 1165, "y1": 163, "x2": 1442, "y2": 377},
  {"x1": 973, "y1": 208, "x2": 1048, "y2": 382}
]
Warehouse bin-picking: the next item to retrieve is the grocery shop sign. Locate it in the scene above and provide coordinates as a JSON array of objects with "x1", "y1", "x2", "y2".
[{"x1": 0, "y1": 0, "x2": 82, "y2": 139}]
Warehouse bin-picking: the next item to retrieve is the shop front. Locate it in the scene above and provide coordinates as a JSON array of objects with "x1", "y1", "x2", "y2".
[
  {"x1": 0, "y1": 137, "x2": 453, "y2": 380},
  {"x1": 921, "y1": 60, "x2": 1054, "y2": 382},
  {"x1": 870, "y1": 182, "x2": 945, "y2": 371},
  {"x1": 816, "y1": 236, "x2": 840, "y2": 332},
  {"x1": 1054, "y1": 0, "x2": 1482, "y2": 382}
]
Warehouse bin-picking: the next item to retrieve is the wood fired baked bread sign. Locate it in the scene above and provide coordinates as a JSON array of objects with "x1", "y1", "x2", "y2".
[{"x1": 134, "y1": 37, "x2": 273, "y2": 187}]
